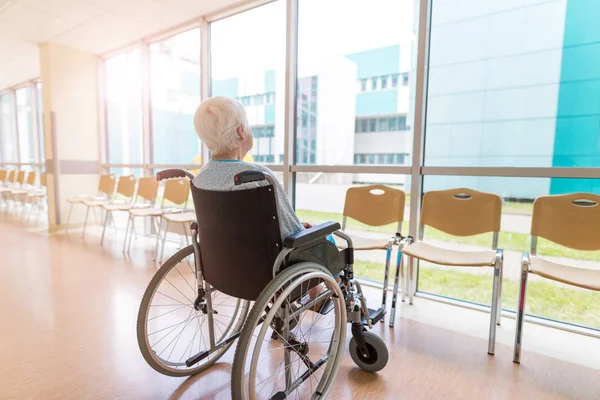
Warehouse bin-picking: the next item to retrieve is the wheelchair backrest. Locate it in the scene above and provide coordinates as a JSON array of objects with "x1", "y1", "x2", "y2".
[{"x1": 191, "y1": 183, "x2": 283, "y2": 301}]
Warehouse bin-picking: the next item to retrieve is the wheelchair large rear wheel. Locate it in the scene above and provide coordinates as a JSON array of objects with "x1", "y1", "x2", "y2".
[
  {"x1": 231, "y1": 262, "x2": 346, "y2": 400},
  {"x1": 137, "y1": 244, "x2": 249, "y2": 377}
]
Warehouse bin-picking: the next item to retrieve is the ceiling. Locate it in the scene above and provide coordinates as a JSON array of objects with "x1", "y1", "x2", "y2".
[{"x1": 0, "y1": 0, "x2": 246, "y2": 90}]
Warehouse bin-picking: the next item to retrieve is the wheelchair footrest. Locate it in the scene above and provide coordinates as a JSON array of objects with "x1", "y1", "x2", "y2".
[{"x1": 362, "y1": 307, "x2": 386, "y2": 326}]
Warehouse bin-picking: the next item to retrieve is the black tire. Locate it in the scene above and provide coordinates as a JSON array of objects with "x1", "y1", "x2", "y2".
[
  {"x1": 349, "y1": 331, "x2": 389, "y2": 373},
  {"x1": 231, "y1": 262, "x2": 346, "y2": 400},
  {"x1": 137, "y1": 244, "x2": 249, "y2": 377}
]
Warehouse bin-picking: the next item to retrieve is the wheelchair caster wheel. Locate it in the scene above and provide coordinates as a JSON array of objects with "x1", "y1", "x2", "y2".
[{"x1": 349, "y1": 331, "x2": 389, "y2": 373}]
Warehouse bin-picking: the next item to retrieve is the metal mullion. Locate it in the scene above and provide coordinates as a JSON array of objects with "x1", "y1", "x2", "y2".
[
  {"x1": 421, "y1": 166, "x2": 600, "y2": 179},
  {"x1": 200, "y1": 18, "x2": 211, "y2": 166},
  {"x1": 409, "y1": 0, "x2": 432, "y2": 239},
  {"x1": 141, "y1": 43, "x2": 153, "y2": 177},
  {"x1": 283, "y1": 0, "x2": 299, "y2": 203},
  {"x1": 204, "y1": 0, "x2": 277, "y2": 23},
  {"x1": 290, "y1": 165, "x2": 411, "y2": 174},
  {"x1": 11, "y1": 90, "x2": 20, "y2": 163}
]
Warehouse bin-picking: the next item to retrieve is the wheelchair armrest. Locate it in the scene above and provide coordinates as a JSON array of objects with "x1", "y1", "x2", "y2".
[{"x1": 283, "y1": 221, "x2": 341, "y2": 249}]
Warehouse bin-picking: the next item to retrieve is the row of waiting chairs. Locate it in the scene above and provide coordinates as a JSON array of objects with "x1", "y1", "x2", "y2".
[
  {"x1": 65, "y1": 174, "x2": 196, "y2": 262},
  {"x1": 0, "y1": 169, "x2": 47, "y2": 220},
  {"x1": 339, "y1": 185, "x2": 600, "y2": 363}
]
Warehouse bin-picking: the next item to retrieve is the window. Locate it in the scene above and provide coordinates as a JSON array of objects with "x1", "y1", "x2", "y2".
[
  {"x1": 0, "y1": 93, "x2": 17, "y2": 163},
  {"x1": 15, "y1": 87, "x2": 37, "y2": 163},
  {"x1": 106, "y1": 49, "x2": 143, "y2": 165},
  {"x1": 150, "y1": 29, "x2": 200, "y2": 165},
  {"x1": 354, "y1": 153, "x2": 407, "y2": 165},
  {"x1": 391, "y1": 74, "x2": 398, "y2": 88},
  {"x1": 402, "y1": 72, "x2": 409, "y2": 86},
  {"x1": 297, "y1": 0, "x2": 414, "y2": 166},
  {"x1": 381, "y1": 75, "x2": 388, "y2": 89},
  {"x1": 36, "y1": 83, "x2": 44, "y2": 161},
  {"x1": 211, "y1": 1, "x2": 285, "y2": 164}
]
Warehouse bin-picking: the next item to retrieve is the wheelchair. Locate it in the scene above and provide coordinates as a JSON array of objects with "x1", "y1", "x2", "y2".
[{"x1": 137, "y1": 169, "x2": 389, "y2": 399}]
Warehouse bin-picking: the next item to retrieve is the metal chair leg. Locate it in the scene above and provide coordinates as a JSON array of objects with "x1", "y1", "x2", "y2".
[
  {"x1": 153, "y1": 217, "x2": 163, "y2": 261},
  {"x1": 100, "y1": 210, "x2": 110, "y2": 245},
  {"x1": 513, "y1": 253, "x2": 530, "y2": 363},
  {"x1": 488, "y1": 251, "x2": 503, "y2": 355},
  {"x1": 123, "y1": 214, "x2": 131, "y2": 252},
  {"x1": 409, "y1": 257, "x2": 417, "y2": 305},
  {"x1": 497, "y1": 254, "x2": 504, "y2": 326},
  {"x1": 82, "y1": 206, "x2": 91, "y2": 239},
  {"x1": 159, "y1": 220, "x2": 169, "y2": 264},
  {"x1": 389, "y1": 248, "x2": 404, "y2": 328},
  {"x1": 128, "y1": 217, "x2": 136, "y2": 253},
  {"x1": 65, "y1": 203, "x2": 74, "y2": 233},
  {"x1": 380, "y1": 240, "x2": 393, "y2": 322}
]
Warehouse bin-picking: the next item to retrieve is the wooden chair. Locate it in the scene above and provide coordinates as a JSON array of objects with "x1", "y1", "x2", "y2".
[
  {"x1": 65, "y1": 174, "x2": 116, "y2": 234},
  {"x1": 9, "y1": 170, "x2": 37, "y2": 216},
  {"x1": 99, "y1": 176, "x2": 159, "y2": 246},
  {"x1": 0, "y1": 170, "x2": 17, "y2": 208},
  {"x1": 400, "y1": 188, "x2": 503, "y2": 355},
  {"x1": 82, "y1": 175, "x2": 135, "y2": 239},
  {"x1": 2, "y1": 171, "x2": 27, "y2": 213},
  {"x1": 125, "y1": 177, "x2": 190, "y2": 261},
  {"x1": 513, "y1": 193, "x2": 600, "y2": 364},
  {"x1": 340, "y1": 185, "x2": 406, "y2": 324},
  {"x1": 26, "y1": 172, "x2": 47, "y2": 222}
]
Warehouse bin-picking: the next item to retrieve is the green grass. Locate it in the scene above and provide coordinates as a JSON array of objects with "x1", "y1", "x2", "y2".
[
  {"x1": 297, "y1": 209, "x2": 600, "y2": 262},
  {"x1": 354, "y1": 260, "x2": 600, "y2": 330}
]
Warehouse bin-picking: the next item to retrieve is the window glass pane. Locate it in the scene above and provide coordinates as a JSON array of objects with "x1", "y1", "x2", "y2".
[
  {"x1": 419, "y1": 175, "x2": 600, "y2": 330},
  {"x1": 0, "y1": 93, "x2": 17, "y2": 163},
  {"x1": 297, "y1": 0, "x2": 416, "y2": 166},
  {"x1": 295, "y1": 172, "x2": 409, "y2": 281},
  {"x1": 16, "y1": 87, "x2": 36, "y2": 163},
  {"x1": 151, "y1": 29, "x2": 201, "y2": 165},
  {"x1": 425, "y1": 0, "x2": 600, "y2": 169},
  {"x1": 106, "y1": 49, "x2": 143, "y2": 165},
  {"x1": 211, "y1": 1, "x2": 285, "y2": 164},
  {"x1": 36, "y1": 83, "x2": 45, "y2": 162}
]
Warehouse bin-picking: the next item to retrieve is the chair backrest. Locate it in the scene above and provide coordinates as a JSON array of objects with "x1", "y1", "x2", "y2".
[
  {"x1": 531, "y1": 193, "x2": 600, "y2": 252},
  {"x1": 15, "y1": 171, "x2": 26, "y2": 185},
  {"x1": 40, "y1": 172, "x2": 47, "y2": 187},
  {"x1": 343, "y1": 185, "x2": 405, "y2": 231},
  {"x1": 98, "y1": 174, "x2": 116, "y2": 196},
  {"x1": 115, "y1": 175, "x2": 136, "y2": 198},
  {"x1": 136, "y1": 177, "x2": 159, "y2": 202},
  {"x1": 6, "y1": 170, "x2": 16, "y2": 183},
  {"x1": 26, "y1": 170, "x2": 37, "y2": 186},
  {"x1": 191, "y1": 184, "x2": 282, "y2": 301},
  {"x1": 421, "y1": 188, "x2": 502, "y2": 238},
  {"x1": 0, "y1": 170, "x2": 6, "y2": 182},
  {"x1": 162, "y1": 178, "x2": 189, "y2": 206}
]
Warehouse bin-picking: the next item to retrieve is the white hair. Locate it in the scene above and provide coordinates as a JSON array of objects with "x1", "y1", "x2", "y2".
[{"x1": 193, "y1": 96, "x2": 250, "y2": 155}]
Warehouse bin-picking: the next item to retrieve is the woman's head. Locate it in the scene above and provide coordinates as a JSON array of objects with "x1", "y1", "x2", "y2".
[{"x1": 193, "y1": 96, "x2": 253, "y2": 158}]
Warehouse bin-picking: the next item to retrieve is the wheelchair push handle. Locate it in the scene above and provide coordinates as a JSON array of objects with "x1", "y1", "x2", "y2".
[
  {"x1": 234, "y1": 170, "x2": 267, "y2": 185},
  {"x1": 156, "y1": 169, "x2": 194, "y2": 181}
]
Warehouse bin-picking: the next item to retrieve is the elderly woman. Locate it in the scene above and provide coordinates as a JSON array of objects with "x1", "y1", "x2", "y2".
[{"x1": 192, "y1": 96, "x2": 337, "y2": 308}]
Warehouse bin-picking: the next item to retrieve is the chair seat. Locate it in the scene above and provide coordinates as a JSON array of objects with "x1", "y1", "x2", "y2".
[
  {"x1": 403, "y1": 241, "x2": 496, "y2": 267},
  {"x1": 530, "y1": 257, "x2": 600, "y2": 291},
  {"x1": 129, "y1": 207, "x2": 163, "y2": 217},
  {"x1": 83, "y1": 198, "x2": 112, "y2": 206},
  {"x1": 163, "y1": 211, "x2": 196, "y2": 223},
  {"x1": 67, "y1": 195, "x2": 95, "y2": 204},
  {"x1": 0, "y1": 187, "x2": 14, "y2": 193},
  {"x1": 337, "y1": 233, "x2": 392, "y2": 250},
  {"x1": 10, "y1": 189, "x2": 28, "y2": 195},
  {"x1": 102, "y1": 203, "x2": 150, "y2": 211},
  {"x1": 27, "y1": 191, "x2": 46, "y2": 198}
]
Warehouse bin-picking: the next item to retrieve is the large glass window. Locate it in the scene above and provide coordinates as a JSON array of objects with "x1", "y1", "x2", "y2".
[
  {"x1": 296, "y1": 0, "x2": 415, "y2": 167},
  {"x1": 425, "y1": 0, "x2": 600, "y2": 176},
  {"x1": 151, "y1": 29, "x2": 201, "y2": 165},
  {"x1": 211, "y1": 1, "x2": 286, "y2": 164},
  {"x1": 0, "y1": 93, "x2": 17, "y2": 163},
  {"x1": 15, "y1": 87, "x2": 37, "y2": 163},
  {"x1": 36, "y1": 82, "x2": 45, "y2": 162},
  {"x1": 105, "y1": 49, "x2": 143, "y2": 166}
]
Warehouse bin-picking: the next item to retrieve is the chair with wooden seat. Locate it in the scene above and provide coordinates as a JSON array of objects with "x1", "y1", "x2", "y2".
[
  {"x1": 82, "y1": 175, "x2": 135, "y2": 239},
  {"x1": 125, "y1": 177, "x2": 190, "y2": 261},
  {"x1": 399, "y1": 188, "x2": 503, "y2": 355},
  {"x1": 26, "y1": 172, "x2": 47, "y2": 221},
  {"x1": 101, "y1": 176, "x2": 159, "y2": 246},
  {"x1": 8, "y1": 170, "x2": 37, "y2": 216},
  {"x1": 65, "y1": 174, "x2": 116, "y2": 234},
  {"x1": 513, "y1": 193, "x2": 600, "y2": 364},
  {"x1": 2, "y1": 171, "x2": 27, "y2": 214},
  {"x1": 0, "y1": 170, "x2": 17, "y2": 208},
  {"x1": 340, "y1": 185, "x2": 406, "y2": 323}
]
